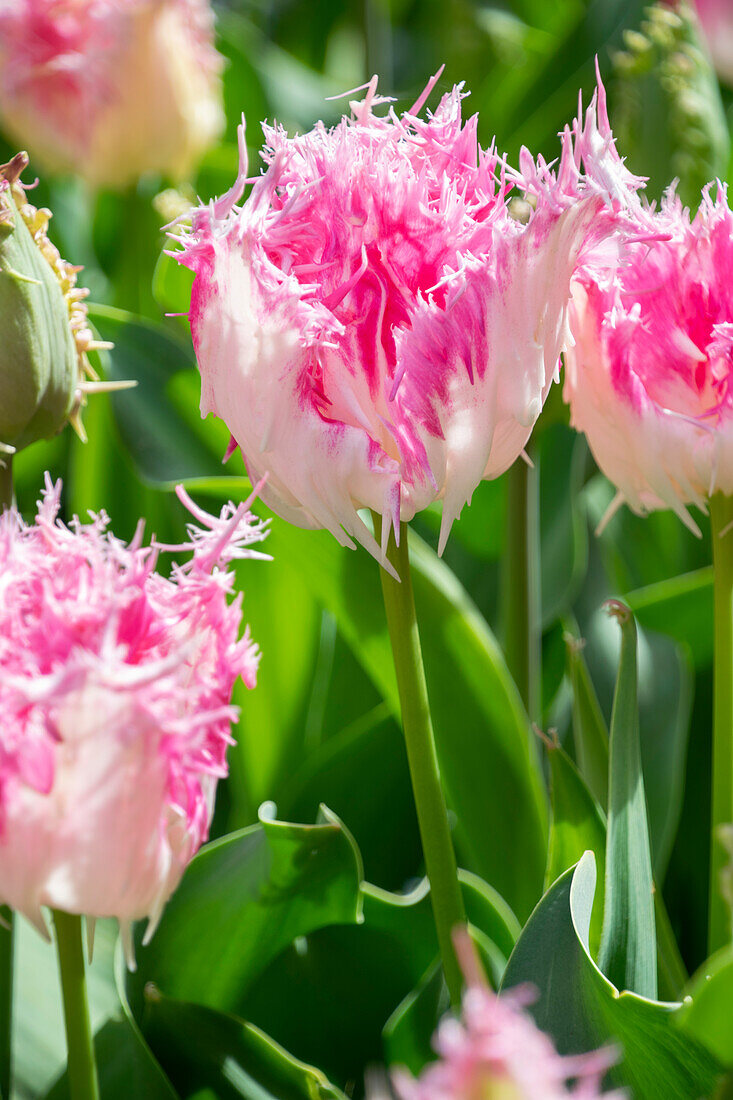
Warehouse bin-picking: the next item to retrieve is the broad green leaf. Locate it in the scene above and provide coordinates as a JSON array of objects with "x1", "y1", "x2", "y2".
[
  {"x1": 625, "y1": 568, "x2": 713, "y2": 667},
  {"x1": 226, "y1": 552, "x2": 322, "y2": 826},
  {"x1": 141, "y1": 991, "x2": 346, "y2": 1100},
  {"x1": 599, "y1": 604, "x2": 657, "y2": 1000},
  {"x1": 545, "y1": 740, "x2": 606, "y2": 955},
  {"x1": 676, "y1": 948, "x2": 733, "y2": 1067},
  {"x1": 129, "y1": 806, "x2": 363, "y2": 1015},
  {"x1": 263, "y1": 518, "x2": 548, "y2": 921},
  {"x1": 501, "y1": 854, "x2": 722, "y2": 1098},
  {"x1": 564, "y1": 625, "x2": 609, "y2": 808},
  {"x1": 578, "y1": 596, "x2": 693, "y2": 881},
  {"x1": 241, "y1": 872, "x2": 518, "y2": 1088},
  {"x1": 281, "y1": 704, "x2": 423, "y2": 890}
]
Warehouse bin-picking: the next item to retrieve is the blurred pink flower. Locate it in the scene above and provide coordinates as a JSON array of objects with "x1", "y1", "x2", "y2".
[
  {"x1": 391, "y1": 983, "x2": 621, "y2": 1100},
  {"x1": 0, "y1": 0, "x2": 224, "y2": 187},
  {"x1": 694, "y1": 0, "x2": 733, "y2": 84},
  {"x1": 0, "y1": 476, "x2": 268, "y2": 960},
  {"x1": 564, "y1": 184, "x2": 733, "y2": 533},
  {"x1": 174, "y1": 71, "x2": 646, "y2": 563}
]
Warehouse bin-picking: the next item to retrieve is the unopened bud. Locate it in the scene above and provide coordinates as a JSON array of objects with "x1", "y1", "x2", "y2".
[{"x1": 0, "y1": 154, "x2": 113, "y2": 454}]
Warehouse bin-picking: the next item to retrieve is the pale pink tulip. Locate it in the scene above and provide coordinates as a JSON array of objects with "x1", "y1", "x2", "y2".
[
  {"x1": 0, "y1": 476, "x2": 267, "y2": 959},
  {"x1": 173, "y1": 71, "x2": 646, "y2": 563},
  {"x1": 391, "y1": 983, "x2": 620, "y2": 1100},
  {"x1": 695, "y1": 0, "x2": 733, "y2": 84},
  {"x1": 565, "y1": 185, "x2": 733, "y2": 533},
  {"x1": 0, "y1": 0, "x2": 224, "y2": 188}
]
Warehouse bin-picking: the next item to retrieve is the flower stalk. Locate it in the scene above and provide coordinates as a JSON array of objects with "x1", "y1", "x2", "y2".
[
  {"x1": 502, "y1": 456, "x2": 541, "y2": 722},
  {"x1": 52, "y1": 910, "x2": 99, "y2": 1100},
  {"x1": 709, "y1": 492, "x2": 733, "y2": 953},
  {"x1": 0, "y1": 455, "x2": 12, "y2": 513},
  {"x1": 375, "y1": 516, "x2": 466, "y2": 1004},
  {"x1": 0, "y1": 907, "x2": 12, "y2": 1100}
]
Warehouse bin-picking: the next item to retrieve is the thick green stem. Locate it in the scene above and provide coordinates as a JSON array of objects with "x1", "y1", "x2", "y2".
[
  {"x1": 709, "y1": 494, "x2": 733, "y2": 954},
  {"x1": 375, "y1": 518, "x2": 466, "y2": 1004},
  {"x1": 0, "y1": 908, "x2": 12, "y2": 1100},
  {"x1": 0, "y1": 456, "x2": 14, "y2": 512},
  {"x1": 502, "y1": 458, "x2": 541, "y2": 723},
  {"x1": 53, "y1": 911, "x2": 99, "y2": 1100}
]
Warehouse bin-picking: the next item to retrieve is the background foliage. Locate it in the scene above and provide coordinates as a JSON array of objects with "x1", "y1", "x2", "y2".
[{"x1": 6, "y1": 1, "x2": 733, "y2": 1097}]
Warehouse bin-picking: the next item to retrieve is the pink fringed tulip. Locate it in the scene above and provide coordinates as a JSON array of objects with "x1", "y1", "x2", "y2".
[
  {"x1": 564, "y1": 185, "x2": 733, "y2": 533},
  {"x1": 174, "y1": 72, "x2": 646, "y2": 562},
  {"x1": 391, "y1": 984, "x2": 620, "y2": 1100},
  {"x1": 0, "y1": 0, "x2": 224, "y2": 188},
  {"x1": 0, "y1": 476, "x2": 267, "y2": 959}
]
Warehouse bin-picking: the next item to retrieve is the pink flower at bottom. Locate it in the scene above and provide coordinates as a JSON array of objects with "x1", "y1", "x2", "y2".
[
  {"x1": 0, "y1": 476, "x2": 268, "y2": 959},
  {"x1": 564, "y1": 185, "x2": 733, "y2": 533},
  {"x1": 174, "y1": 70, "x2": 647, "y2": 563},
  {"x1": 392, "y1": 984, "x2": 622, "y2": 1100}
]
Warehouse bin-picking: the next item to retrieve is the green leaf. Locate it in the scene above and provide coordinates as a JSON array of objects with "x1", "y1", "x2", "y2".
[
  {"x1": 225, "y1": 552, "x2": 323, "y2": 826},
  {"x1": 625, "y1": 567, "x2": 713, "y2": 667},
  {"x1": 141, "y1": 990, "x2": 346, "y2": 1100},
  {"x1": 545, "y1": 740, "x2": 606, "y2": 955},
  {"x1": 599, "y1": 603, "x2": 657, "y2": 1000},
  {"x1": 263, "y1": 518, "x2": 548, "y2": 921},
  {"x1": 240, "y1": 871, "x2": 518, "y2": 1088},
  {"x1": 501, "y1": 854, "x2": 722, "y2": 1099},
  {"x1": 676, "y1": 948, "x2": 733, "y2": 1067},
  {"x1": 564, "y1": 625, "x2": 609, "y2": 808},
  {"x1": 129, "y1": 806, "x2": 363, "y2": 1015}
]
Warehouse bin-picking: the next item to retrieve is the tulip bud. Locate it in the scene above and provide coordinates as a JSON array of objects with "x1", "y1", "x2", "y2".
[
  {"x1": 0, "y1": 0, "x2": 225, "y2": 189},
  {"x1": 0, "y1": 153, "x2": 82, "y2": 453},
  {"x1": 610, "y1": 1, "x2": 730, "y2": 208}
]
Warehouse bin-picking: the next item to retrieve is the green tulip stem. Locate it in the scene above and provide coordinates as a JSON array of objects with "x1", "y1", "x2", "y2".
[
  {"x1": 709, "y1": 493, "x2": 733, "y2": 954},
  {"x1": 53, "y1": 911, "x2": 100, "y2": 1100},
  {"x1": 502, "y1": 457, "x2": 541, "y2": 723},
  {"x1": 0, "y1": 907, "x2": 12, "y2": 1100},
  {"x1": 0, "y1": 450, "x2": 13, "y2": 1100},
  {"x1": 375, "y1": 517, "x2": 466, "y2": 1005},
  {"x1": 0, "y1": 455, "x2": 13, "y2": 512}
]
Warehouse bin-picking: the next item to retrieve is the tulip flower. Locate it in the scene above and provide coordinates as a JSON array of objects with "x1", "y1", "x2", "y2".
[
  {"x1": 563, "y1": 182, "x2": 733, "y2": 954},
  {"x1": 173, "y1": 70, "x2": 647, "y2": 563},
  {"x1": 564, "y1": 185, "x2": 733, "y2": 534},
  {"x1": 390, "y1": 980, "x2": 619, "y2": 1100},
  {"x1": 0, "y1": 475, "x2": 268, "y2": 956},
  {"x1": 0, "y1": 0, "x2": 224, "y2": 188}
]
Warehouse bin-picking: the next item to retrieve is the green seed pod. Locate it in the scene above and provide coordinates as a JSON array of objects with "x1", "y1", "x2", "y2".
[
  {"x1": 610, "y1": 1, "x2": 730, "y2": 209},
  {"x1": 0, "y1": 153, "x2": 95, "y2": 453}
]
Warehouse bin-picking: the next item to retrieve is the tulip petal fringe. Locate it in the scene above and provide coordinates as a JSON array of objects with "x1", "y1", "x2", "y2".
[
  {"x1": 0, "y1": 475, "x2": 268, "y2": 963},
  {"x1": 173, "y1": 66, "x2": 650, "y2": 564}
]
